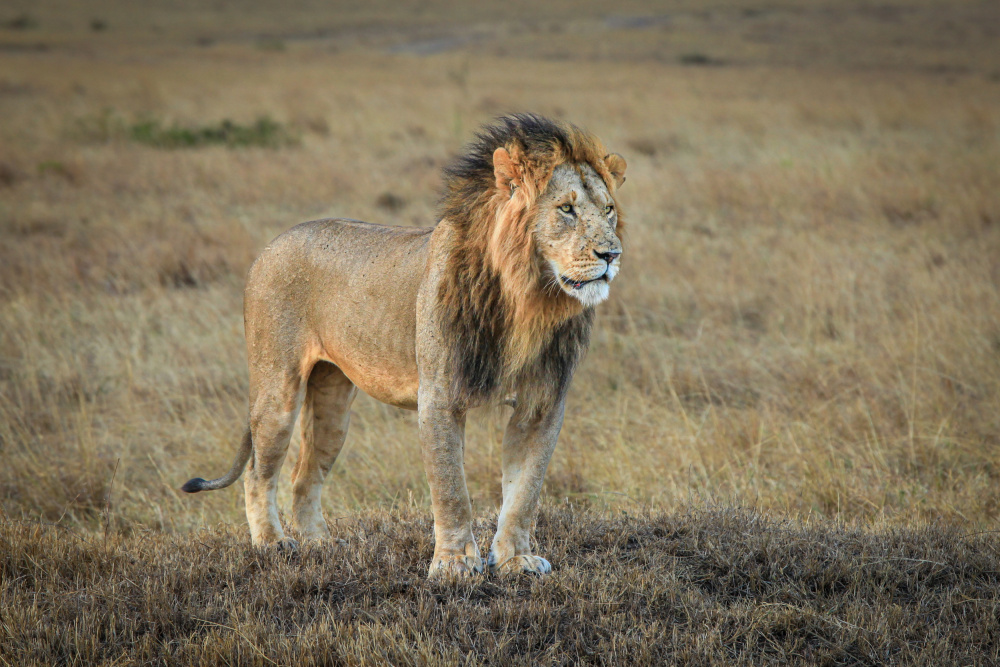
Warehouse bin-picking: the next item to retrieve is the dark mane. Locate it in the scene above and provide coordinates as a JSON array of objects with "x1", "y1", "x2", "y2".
[
  {"x1": 439, "y1": 113, "x2": 614, "y2": 227},
  {"x1": 435, "y1": 114, "x2": 615, "y2": 409}
]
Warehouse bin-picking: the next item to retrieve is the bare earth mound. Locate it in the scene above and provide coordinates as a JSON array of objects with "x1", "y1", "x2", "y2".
[{"x1": 3, "y1": 506, "x2": 998, "y2": 665}]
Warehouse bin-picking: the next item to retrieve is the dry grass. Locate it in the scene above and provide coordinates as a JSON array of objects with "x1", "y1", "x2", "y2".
[
  {"x1": 3, "y1": 505, "x2": 999, "y2": 665},
  {"x1": 1, "y1": 1, "x2": 1000, "y2": 661}
]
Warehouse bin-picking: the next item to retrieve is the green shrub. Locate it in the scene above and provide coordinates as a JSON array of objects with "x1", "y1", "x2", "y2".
[{"x1": 128, "y1": 116, "x2": 296, "y2": 149}]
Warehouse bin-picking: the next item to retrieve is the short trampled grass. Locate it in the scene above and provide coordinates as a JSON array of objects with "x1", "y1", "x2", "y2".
[{"x1": 2, "y1": 505, "x2": 998, "y2": 665}]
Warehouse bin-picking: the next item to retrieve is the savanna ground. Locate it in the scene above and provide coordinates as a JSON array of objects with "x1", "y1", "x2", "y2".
[{"x1": 1, "y1": 1, "x2": 999, "y2": 664}]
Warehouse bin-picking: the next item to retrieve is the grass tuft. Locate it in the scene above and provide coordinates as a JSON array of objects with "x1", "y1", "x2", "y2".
[
  {"x1": 678, "y1": 52, "x2": 725, "y2": 66},
  {"x1": 4, "y1": 13, "x2": 38, "y2": 30}
]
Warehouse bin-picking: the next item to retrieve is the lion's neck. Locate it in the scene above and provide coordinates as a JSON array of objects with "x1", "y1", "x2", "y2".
[
  {"x1": 438, "y1": 229, "x2": 590, "y2": 407},
  {"x1": 503, "y1": 287, "x2": 584, "y2": 374}
]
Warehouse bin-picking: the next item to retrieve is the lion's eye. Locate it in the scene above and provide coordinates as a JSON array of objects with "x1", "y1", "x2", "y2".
[
  {"x1": 605, "y1": 204, "x2": 614, "y2": 215},
  {"x1": 558, "y1": 203, "x2": 574, "y2": 214}
]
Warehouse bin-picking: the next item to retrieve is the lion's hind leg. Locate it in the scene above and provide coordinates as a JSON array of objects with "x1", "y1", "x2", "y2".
[
  {"x1": 290, "y1": 361, "x2": 357, "y2": 541},
  {"x1": 244, "y1": 367, "x2": 307, "y2": 550}
]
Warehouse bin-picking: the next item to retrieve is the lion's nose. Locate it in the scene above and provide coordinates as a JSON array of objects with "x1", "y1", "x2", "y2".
[{"x1": 595, "y1": 250, "x2": 620, "y2": 264}]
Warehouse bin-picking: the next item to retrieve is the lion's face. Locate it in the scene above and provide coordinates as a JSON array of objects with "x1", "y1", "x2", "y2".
[{"x1": 534, "y1": 162, "x2": 623, "y2": 307}]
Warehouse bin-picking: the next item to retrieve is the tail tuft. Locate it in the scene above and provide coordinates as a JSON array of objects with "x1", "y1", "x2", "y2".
[
  {"x1": 181, "y1": 478, "x2": 207, "y2": 493},
  {"x1": 181, "y1": 428, "x2": 253, "y2": 495}
]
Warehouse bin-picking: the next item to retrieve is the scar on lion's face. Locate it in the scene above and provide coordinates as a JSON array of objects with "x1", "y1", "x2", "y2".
[{"x1": 534, "y1": 162, "x2": 623, "y2": 307}]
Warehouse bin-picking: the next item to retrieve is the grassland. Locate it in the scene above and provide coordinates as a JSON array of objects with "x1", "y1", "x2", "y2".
[
  {"x1": 2, "y1": 505, "x2": 999, "y2": 665},
  {"x1": 1, "y1": 1, "x2": 999, "y2": 663}
]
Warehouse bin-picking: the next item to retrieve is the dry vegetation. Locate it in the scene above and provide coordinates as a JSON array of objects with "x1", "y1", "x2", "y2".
[
  {"x1": 4, "y1": 506, "x2": 1000, "y2": 665},
  {"x1": 1, "y1": 0, "x2": 999, "y2": 663}
]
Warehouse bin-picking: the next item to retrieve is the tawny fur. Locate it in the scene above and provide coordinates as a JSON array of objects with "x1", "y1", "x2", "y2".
[{"x1": 183, "y1": 113, "x2": 627, "y2": 577}]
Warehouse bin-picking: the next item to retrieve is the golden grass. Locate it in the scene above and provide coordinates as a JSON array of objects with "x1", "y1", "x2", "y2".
[{"x1": 1, "y1": 2, "x2": 999, "y2": 540}]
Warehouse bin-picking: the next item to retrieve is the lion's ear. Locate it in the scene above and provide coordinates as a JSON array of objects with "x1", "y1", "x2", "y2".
[
  {"x1": 604, "y1": 153, "x2": 627, "y2": 188},
  {"x1": 493, "y1": 147, "x2": 522, "y2": 191}
]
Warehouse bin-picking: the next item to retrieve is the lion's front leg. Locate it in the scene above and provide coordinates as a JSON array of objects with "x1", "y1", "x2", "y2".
[
  {"x1": 488, "y1": 396, "x2": 566, "y2": 576},
  {"x1": 418, "y1": 399, "x2": 484, "y2": 578}
]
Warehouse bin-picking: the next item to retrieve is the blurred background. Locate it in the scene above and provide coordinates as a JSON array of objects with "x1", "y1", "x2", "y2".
[{"x1": 1, "y1": 1, "x2": 998, "y2": 535}]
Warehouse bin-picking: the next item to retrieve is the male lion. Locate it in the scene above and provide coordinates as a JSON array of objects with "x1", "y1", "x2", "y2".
[{"x1": 183, "y1": 114, "x2": 627, "y2": 577}]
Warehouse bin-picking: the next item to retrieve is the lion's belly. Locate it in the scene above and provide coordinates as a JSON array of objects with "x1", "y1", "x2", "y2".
[{"x1": 318, "y1": 335, "x2": 420, "y2": 410}]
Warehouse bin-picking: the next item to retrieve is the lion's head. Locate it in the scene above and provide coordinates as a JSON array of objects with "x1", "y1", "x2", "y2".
[
  {"x1": 517, "y1": 157, "x2": 626, "y2": 308},
  {"x1": 438, "y1": 114, "x2": 627, "y2": 406}
]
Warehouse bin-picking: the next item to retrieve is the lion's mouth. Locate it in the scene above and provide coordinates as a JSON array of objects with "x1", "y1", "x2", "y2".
[{"x1": 560, "y1": 274, "x2": 607, "y2": 290}]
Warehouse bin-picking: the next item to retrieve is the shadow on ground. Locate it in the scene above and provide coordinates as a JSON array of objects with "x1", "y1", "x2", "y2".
[{"x1": 3, "y1": 505, "x2": 998, "y2": 665}]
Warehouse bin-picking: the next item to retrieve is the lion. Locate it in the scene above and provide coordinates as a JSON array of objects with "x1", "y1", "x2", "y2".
[{"x1": 182, "y1": 113, "x2": 627, "y2": 577}]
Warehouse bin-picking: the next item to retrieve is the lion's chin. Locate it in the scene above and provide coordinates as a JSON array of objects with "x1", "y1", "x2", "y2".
[{"x1": 565, "y1": 278, "x2": 610, "y2": 307}]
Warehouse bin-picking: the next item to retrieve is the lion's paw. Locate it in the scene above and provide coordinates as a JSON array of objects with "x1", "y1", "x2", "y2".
[
  {"x1": 292, "y1": 525, "x2": 331, "y2": 543},
  {"x1": 488, "y1": 553, "x2": 552, "y2": 576},
  {"x1": 428, "y1": 553, "x2": 485, "y2": 579},
  {"x1": 272, "y1": 537, "x2": 299, "y2": 553}
]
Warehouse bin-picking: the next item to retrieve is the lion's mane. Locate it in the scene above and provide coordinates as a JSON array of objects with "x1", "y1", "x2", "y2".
[{"x1": 436, "y1": 114, "x2": 623, "y2": 409}]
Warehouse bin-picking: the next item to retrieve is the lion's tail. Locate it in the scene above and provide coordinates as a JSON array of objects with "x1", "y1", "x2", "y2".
[{"x1": 181, "y1": 427, "x2": 252, "y2": 493}]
